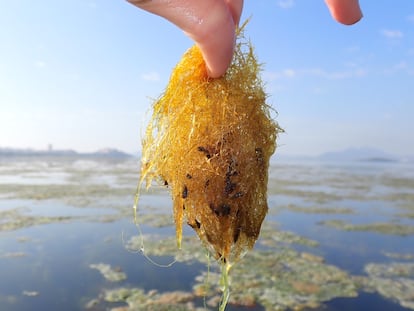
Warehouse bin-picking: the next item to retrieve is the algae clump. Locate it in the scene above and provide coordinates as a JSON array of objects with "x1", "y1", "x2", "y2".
[{"x1": 138, "y1": 28, "x2": 280, "y2": 266}]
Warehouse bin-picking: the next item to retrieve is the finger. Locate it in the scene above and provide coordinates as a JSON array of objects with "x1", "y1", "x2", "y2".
[
  {"x1": 225, "y1": 0, "x2": 244, "y2": 26},
  {"x1": 325, "y1": 0, "x2": 362, "y2": 25},
  {"x1": 128, "y1": 0, "x2": 239, "y2": 78}
]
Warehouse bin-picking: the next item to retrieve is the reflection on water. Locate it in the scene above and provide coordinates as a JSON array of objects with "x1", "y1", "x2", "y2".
[{"x1": 0, "y1": 157, "x2": 413, "y2": 310}]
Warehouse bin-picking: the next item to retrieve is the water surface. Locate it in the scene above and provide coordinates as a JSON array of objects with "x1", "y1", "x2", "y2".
[{"x1": 0, "y1": 157, "x2": 413, "y2": 310}]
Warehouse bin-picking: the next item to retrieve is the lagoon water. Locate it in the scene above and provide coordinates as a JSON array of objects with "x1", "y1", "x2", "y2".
[{"x1": 0, "y1": 157, "x2": 413, "y2": 310}]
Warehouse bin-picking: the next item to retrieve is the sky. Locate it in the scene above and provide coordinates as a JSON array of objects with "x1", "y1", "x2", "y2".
[{"x1": 0, "y1": 1, "x2": 413, "y2": 156}]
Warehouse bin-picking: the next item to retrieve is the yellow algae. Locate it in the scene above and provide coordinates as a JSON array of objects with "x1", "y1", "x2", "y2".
[{"x1": 138, "y1": 27, "x2": 280, "y2": 266}]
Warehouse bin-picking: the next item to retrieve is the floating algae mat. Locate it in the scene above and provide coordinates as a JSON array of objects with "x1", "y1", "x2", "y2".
[{"x1": 136, "y1": 26, "x2": 281, "y2": 309}]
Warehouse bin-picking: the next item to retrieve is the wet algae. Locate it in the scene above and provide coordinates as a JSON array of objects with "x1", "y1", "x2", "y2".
[
  {"x1": 319, "y1": 219, "x2": 414, "y2": 236},
  {"x1": 134, "y1": 25, "x2": 282, "y2": 310},
  {"x1": 89, "y1": 263, "x2": 127, "y2": 282},
  {"x1": 356, "y1": 262, "x2": 414, "y2": 309},
  {"x1": 93, "y1": 230, "x2": 414, "y2": 311},
  {"x1": 0, "y1": 207, "x2": 74, "y2": 232},
  {"x1": 137, "y1": 27, "x2": 281, "y2": 265},
  {"x1": 96, "y1": 227, "x2": 358, "y2": 311}
]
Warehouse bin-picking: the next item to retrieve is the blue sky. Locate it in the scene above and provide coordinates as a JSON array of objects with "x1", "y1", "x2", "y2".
[{"x1": 1, "y1": 1, "x2": 413, "y2": 156}]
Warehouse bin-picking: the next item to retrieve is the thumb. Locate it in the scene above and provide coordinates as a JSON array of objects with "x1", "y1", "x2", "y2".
[{"x1": 128, "y1": 0, "x2": 243, "y2": 78}]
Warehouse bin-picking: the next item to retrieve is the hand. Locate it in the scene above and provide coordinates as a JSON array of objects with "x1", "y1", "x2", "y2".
[{"x1": 128, "y1": 0, "x2": 362, "y2": 78}]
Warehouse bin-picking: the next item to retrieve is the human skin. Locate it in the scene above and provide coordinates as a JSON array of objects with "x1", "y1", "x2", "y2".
[{"x1": 128, "y1": 0, "x2": 362, "y2": 78}]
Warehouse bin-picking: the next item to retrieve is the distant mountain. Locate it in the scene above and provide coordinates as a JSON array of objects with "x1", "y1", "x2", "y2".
[
  {"x1": 0, "y1": 147, "x2": 132, "y2": 159},
  {"x1": 318, "y1": 147, "x2": 398, "y2": 162},
  {"x1": 91, "y1": 148, "x2": 133, "y2": 158},
  {"x1": 400, "y1": 155, "x2": 414, "y2": 163}
]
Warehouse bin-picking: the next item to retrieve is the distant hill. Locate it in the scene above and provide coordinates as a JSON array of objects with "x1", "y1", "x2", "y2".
[
  {"x1": 318, "y1": 147, "x2": 398, "y2": 162},
  {"x1": 0, "y1": 147, "x2": 132, "y2": 159},
  {"x1": 89, "y1": 148, "x2": 133, "y2": 158}
]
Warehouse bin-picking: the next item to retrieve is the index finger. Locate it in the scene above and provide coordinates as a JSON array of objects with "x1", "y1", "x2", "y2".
[{"x1": 325, "y1": 0, "x2": 363, "y2": 25}]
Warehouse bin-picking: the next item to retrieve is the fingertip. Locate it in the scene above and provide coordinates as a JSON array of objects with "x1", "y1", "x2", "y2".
[
  {"x1": 205, "y1": 65, "x2": 228, "y2": 79},
  {"x1": 225, "y1": 0, "x2": 244, "y2": 26},
  {"x1": 193, "y1": 9, "x2": 236, "y2": 78},
  {"x1": 205, "y1": 66, "x2": 222, "y2": 79},
  {"x1": 204, "y1": 46, "x2": 234, "y2": 78},
  {"x1": 325, "y1": 0, "x2": 362, "y2": 25},
  {"x1": 203, "y1": 40, "x2": 235, "y2": 78},
  {"x1": 203, "y1": 57, "x2": 232, "y2": 79}
]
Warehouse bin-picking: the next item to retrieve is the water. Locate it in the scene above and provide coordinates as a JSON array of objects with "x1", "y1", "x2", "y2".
[{"x1": 0, "y1": 157, "x2": 413, "y2": 310}]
